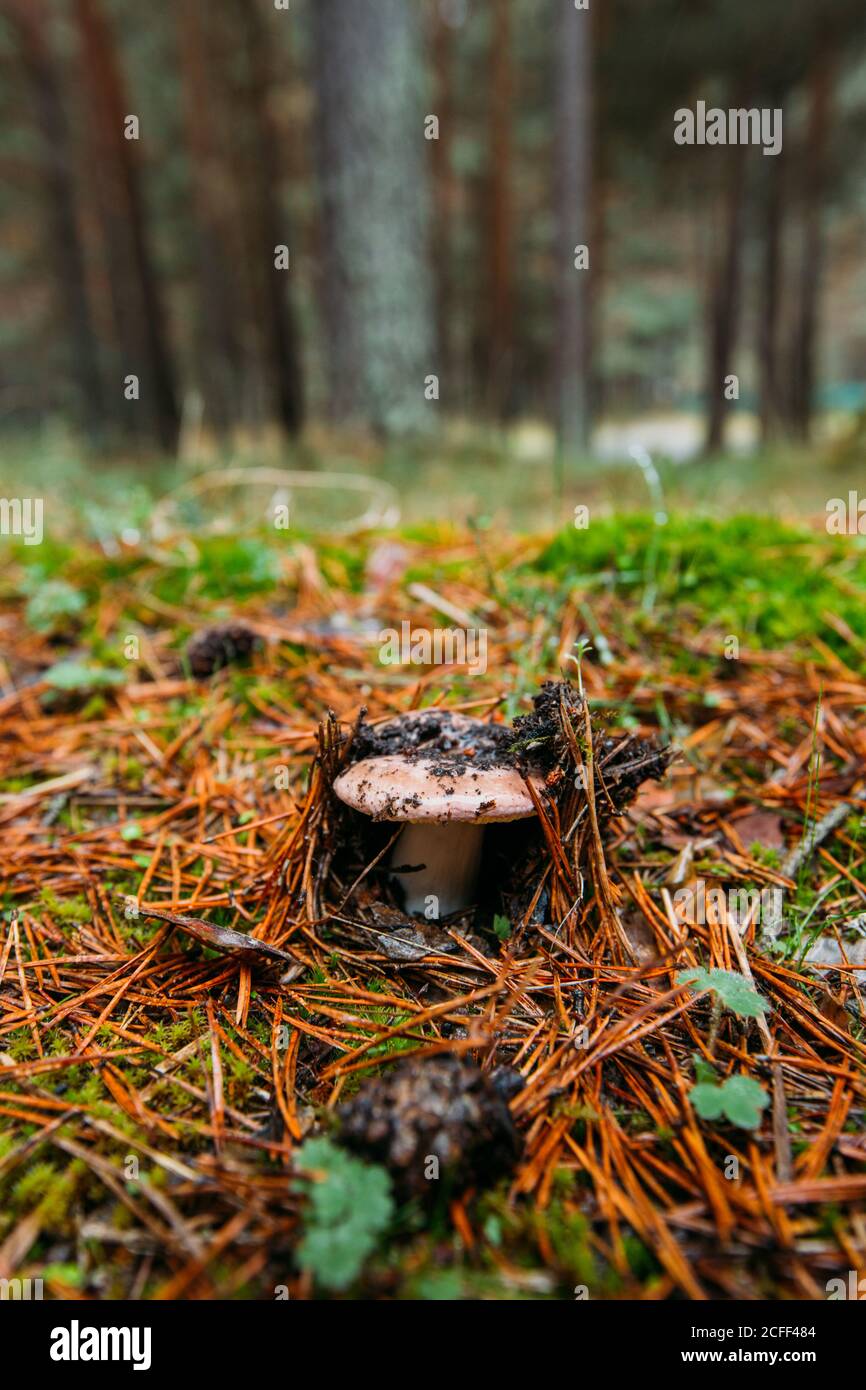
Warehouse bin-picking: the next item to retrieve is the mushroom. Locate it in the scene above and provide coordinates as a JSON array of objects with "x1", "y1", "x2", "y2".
[{"x1": 333, "y1": 711, "x2": 542, "y2": 918}]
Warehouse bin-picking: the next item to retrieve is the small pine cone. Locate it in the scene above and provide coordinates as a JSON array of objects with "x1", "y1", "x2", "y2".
[
  {"x1": 185, "y1": 622, "x2": 260, "y2": 677},
  {"x1": 338, "y1": 1055, "x2": 522, "y2": 1197}
]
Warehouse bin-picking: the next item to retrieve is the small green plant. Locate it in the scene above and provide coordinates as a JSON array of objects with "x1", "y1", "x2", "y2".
[
  {"x1": 678, "y1": 966, "x2": 769, "y2": 1019},
  {"x1": 689, "y1": 1071, "x2": 770, "y2": 1130},
  {"x1": 562, "y1": 636, "x2": 593, "y2": 699},
  {"x1": 43, "y1": 660, "x2": 126, "y2": 693},
  {"x1": 24, "y1": 578, "x2": 86, "y2": 634},
  {"x1": 678, "y1": 966, "x2": 769, "y2": 1054},
  {"x1": 493, "y1": 914, "x2": 511, "y2": 941},
  {"x1": 294, "y1": 1138, "x2": 393, "y2": 1291}
]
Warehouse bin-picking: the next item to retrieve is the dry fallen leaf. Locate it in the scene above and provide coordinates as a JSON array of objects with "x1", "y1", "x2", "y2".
[
  {"x1": 118, "y1": 900, "x2": 297, "y2": 965},
  {"x1": 731, "y1": 809, "x2": 786, "y2": 850}
]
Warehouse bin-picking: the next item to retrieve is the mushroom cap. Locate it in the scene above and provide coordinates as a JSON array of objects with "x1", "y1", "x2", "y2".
[
  {"x1": 333, "y1": 754, "x2": 543, "y2": 824},
  {"x1": 333, "y1": 708, "x2": 544, "y2": 823},
  {"x1": 333, "y1": 755, "x2": 542, "y2": 822}
]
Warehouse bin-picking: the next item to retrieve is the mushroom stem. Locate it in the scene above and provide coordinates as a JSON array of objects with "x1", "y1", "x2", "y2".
[{"x1": 391, "y1": 821, "x2": 485, "y2": 918}]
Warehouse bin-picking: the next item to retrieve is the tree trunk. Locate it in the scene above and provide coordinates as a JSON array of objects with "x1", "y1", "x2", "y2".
[
  {"x1": 758, "y1": 130, "x2": 785, "y2": 445},
  {"x1": 430, "y1": 2, "x2": 457, "y2": 404},
  {"x1": 788, "y1": 53, "x2": 833, "y2": 441},
  {"x1": 482, "y1": 0, "x2": 514, "y2": 417},
  {"x1": 231, "y1": 0, "x2": 304, "y2": 436},
  {"x1": 554, "y1": 0, "x2": 593, "y2": 453},
  {"x1": 177, "y1": 0, "x2": 243, "y2": 435},
  {"x1": 704, "y1": 138, "x2": 747, "y2": 454},
  {"x1": 311, "y1": 0, "x2": 436, "y2": 435},
  {"x1": 7, "y1": 0, "x2": 104, "y2": 437},
  {"x1": 74, "y1": 0, "x2": 179, "y2": 451}
]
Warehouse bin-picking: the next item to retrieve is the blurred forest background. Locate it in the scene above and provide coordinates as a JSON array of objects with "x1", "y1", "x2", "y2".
[{"x1": 1, "y1": 0, "x2": 866, "y2": 524}]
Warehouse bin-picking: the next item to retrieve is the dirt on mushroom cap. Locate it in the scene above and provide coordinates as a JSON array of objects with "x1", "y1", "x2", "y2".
[{"x1": 346, "y1": 707, "x2": 517, "y2": 780}]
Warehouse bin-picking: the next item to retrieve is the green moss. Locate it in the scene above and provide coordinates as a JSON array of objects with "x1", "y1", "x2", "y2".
[
  {"x1": 537, "y1": 1202, "x2": 597, "y2": 1287},
  {"x1": 37, "y1": 887, "x2": 91, "y2": 924},
  {"x1": 539, "y1": 514, "x2": 866, "y2": 668},
  {"x1": 11, "y1": 1160, "x2": 82, "y2": 1226}
]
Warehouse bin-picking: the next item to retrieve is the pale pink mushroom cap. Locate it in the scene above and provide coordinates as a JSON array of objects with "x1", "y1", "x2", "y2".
[{"x1": 333, "y1": 754, "x2": 542, "y2": 823}]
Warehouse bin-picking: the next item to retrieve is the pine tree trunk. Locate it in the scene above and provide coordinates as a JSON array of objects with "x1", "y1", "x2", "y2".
[
  {"x1": 430, "y1": 3, "x2": 456, "y2": 405},
  {"x1": 74, "y1": 0, "x2": 179, "y2": 451},
  {"x1": 177, "y1": 0, "x2": 243, "y2": 436},
  {"x1": 8, "y1": 0, "x2": 104, "y2": 438},
  {"x1": 788, "y1": 53, "x2": 833, "y2": 441},
  {"x1": 554, "y1": 0, "x2": 593, "y2": 453},
  {"x1": 704, "y1": 138, "x2": 747, "y2": 454},
  {"x1": 759, "y1": 134, "x2": 785, "y2": 445},
  {"x1": 232, "y1": 0, "x2": 304, "y2": 436},
  {"x1": 311, "y1": 0, "x2": 436, "y2": 435},
  {"x1": 482, "y1": 0, "x2": 514, "y2": 418}
]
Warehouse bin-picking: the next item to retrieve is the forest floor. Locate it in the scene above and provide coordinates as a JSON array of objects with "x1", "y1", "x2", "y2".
[{"x1": 1, "y1": 511, "x2": 865, "y2": 1299}]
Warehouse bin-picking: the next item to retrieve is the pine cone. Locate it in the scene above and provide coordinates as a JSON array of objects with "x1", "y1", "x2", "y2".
[
  {"x1": 185, "y1": 622, "x2": 260, "y2": 677},
  {"x1": 338, "y1": 1055, "x2": 522, "y2": 1196}
]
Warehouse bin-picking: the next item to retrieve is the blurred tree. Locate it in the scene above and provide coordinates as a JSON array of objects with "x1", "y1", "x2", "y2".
[
  {"x1": 704, "y1": 106, "x2": 749, "y2": 454},
  {"x1": 787, "y1": 47, "x2": 835, "y2": 440},
  {"x1": 758, "y1": 103, "x2": 786, "y2": 444},
  {"x1": 231, "y1": 0, "x2": 304, "y2": 436},
  {"x1": 4, "y1": 0, "x2": 104, "y2": 438},
  {"x1": 73, "y1": 0, "x2": 179, "y2": 451},
  {"x1": 311, "y1": 0, "x2": 436, "y2": 435},
  {"x1": 176, "y1": 0, "x2": 243, "y2": 435},
  {"x1": 480, "y1": 0, "x2": 514, "y2": 416},
  {"x1": 430, "y1": 0, "x2": 457, "y2": 386},
  {"x1": 554, "y1": 0, "x2": 592, "y2": 451}
]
